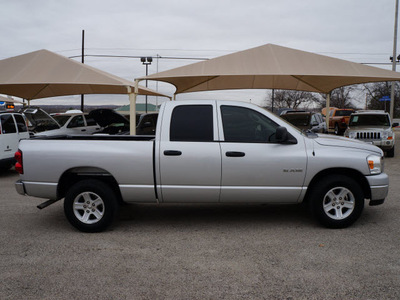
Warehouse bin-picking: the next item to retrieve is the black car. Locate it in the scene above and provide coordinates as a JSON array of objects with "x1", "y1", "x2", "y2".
[
  {"x1": 89, "y1": 109, "x2": 158, "y2": 135},
  {"x1": 281, "y1": 111, "x2": 327, "y2": 133}
]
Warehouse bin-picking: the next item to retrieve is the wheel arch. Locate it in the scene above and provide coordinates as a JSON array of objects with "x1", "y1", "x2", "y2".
[
  {"x1": 304, "y1": 168, "x2": 371, "y2": 202},
  {"x1": 57, "y1": 167, "x2": 123, "y2": 202}
]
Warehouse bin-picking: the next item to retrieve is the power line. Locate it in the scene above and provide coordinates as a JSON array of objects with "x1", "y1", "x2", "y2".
[{"x1": 68, "y1": 54, "x2": 209, "y2": 61}]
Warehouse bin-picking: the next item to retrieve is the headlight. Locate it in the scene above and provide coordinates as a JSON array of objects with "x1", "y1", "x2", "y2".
[
  {"x1": 367, "y1": 155, "x2": 383, "y2": 174},
  {"x1": 349, "y1": 132, "x2": 356, "y2": 139},
  {"x1": 382, "y1": 131, "x2": 389, "y2": 139}
]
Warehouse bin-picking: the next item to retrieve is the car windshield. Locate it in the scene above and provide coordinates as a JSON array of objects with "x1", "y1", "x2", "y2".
[
  {"x1": 335, "y1": 110, "x2": 353, "y2": 116},
  {"x1": 349, "y1": 114, "x2": 390, "y2": 126},
  {"x1": 281, "y1": 114, "x2": 311, "y2": 127},
  {"x1": 52, "y1": 115, "x2": 70, "y2": 126}
]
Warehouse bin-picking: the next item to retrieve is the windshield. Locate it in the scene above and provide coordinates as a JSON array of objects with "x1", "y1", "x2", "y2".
[
  {"x1": 349, "y1": 114, "x2": 390, "y2": 127},
  {"x1": 335, "y1": 110, "x2": 354, "y2": 117},
  {"x1": 52, "y1": 115, "x2": 70, "y2": 126},
  {"x1": 281, "y1": 114, "x2": 311, "y2": 127}
]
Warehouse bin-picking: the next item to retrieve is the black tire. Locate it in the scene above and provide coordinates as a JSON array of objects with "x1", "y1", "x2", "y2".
[
  {"x1": 386, "y1": 146, "x2": 395, "y2": 158},
  {"x1": 334, "y1": 123, "x2": 340, "y2": 135},
  {"x1": 308, "y1": 175, "x2": 364, "y2": 228},
  {"x1": 64, "y1": 179, "x2": 119, "y2": 232}
]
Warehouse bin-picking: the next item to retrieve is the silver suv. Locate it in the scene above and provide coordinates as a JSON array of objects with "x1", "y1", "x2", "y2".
[{"x1": 344, "y1": 110, "x2": 397, "y2": 157}]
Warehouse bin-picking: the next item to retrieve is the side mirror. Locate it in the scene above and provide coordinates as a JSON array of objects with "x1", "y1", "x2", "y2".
[
  {"x1": 275, "y1": 126, "x2": 297, "y2": 144},
  {"x1": 276, "y1": 126, "x2": 288, "y2": 142}
]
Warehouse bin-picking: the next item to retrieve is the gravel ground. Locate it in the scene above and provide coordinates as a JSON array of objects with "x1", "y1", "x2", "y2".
[{"x1": 1, "y1": 137, "x2": 399, "y2": 300}]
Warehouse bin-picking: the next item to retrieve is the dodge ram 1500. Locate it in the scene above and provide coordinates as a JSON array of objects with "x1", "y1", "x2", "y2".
[{"x1": 15, "y1": 100, "x2": 389, "y2": 232}]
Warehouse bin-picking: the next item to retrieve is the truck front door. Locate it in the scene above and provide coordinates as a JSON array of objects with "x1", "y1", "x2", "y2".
[
  {"x1": 218, "y1": 104, "x2": 307, "y2": 203},
  {"x1": 158, "y1": 103, "x2": 221, "y2": 203}
]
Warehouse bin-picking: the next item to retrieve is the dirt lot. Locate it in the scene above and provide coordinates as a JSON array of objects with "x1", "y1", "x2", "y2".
[{"x1": 1, "y1": 137, "x2": 400, "y2": 300}]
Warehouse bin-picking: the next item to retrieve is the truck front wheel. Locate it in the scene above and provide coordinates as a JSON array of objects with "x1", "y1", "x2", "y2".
[
  {"x1": 309, "y1": 175, "x2": 364, "y2": 228},
  {"x1": 64, "y1": 179, "x2": 118, "y2": 232}
]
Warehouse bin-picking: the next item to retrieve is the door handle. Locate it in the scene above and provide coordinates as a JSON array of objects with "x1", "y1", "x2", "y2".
[
  {"x1": 81, "y1": 129, "x2": 86, "y2": 132},
  {"x1": 164, "y1": 150, "x2": 182, "y2": 156},
  {"x1": 226, "y1": 151, "x2": 245, "y2": 157}
]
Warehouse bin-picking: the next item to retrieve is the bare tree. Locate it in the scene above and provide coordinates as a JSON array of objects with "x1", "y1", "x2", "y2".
[
  {"x1": 329, "y1": 86, "x2": 357, "y2": 109},
  {"x1": 265, "y1": 90, "x2": 320, "y2": 111},
  {"x1": 364, "y1": 82, "x2": 400, "y2": 116}
]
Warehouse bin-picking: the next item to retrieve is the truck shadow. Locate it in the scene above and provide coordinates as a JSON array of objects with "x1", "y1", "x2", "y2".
[
  {"x1": 117, "y1": 203, "x2": 314, "y2": 229},
  {"x1": 0, "y1": 167, "x2": 18, "y2": 178}
]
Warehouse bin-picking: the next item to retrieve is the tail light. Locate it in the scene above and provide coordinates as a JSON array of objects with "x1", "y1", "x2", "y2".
[
  {"x1": 341, "y1": 117, "x2": 346, "y2": 123},
  {"x1": 15, "y1": 150, "x2": 23, "y2": 174}
]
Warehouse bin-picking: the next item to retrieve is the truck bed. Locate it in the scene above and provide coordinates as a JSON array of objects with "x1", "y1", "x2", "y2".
[{"x1": 18, "y1": 135, "x2": 157, "y2": 202}]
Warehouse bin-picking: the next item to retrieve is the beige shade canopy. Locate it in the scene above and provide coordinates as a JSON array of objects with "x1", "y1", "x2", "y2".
[
  {"x1": 0, "y1": 49, "x2": 168, "y2": 100},
  {"x1": 141, "y1": 43, "x2": 400, "y2": 94}
]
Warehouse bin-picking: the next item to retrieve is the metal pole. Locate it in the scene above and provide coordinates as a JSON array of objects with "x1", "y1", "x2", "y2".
[
  {"x1": 390, "y1": 0, "x2": 399, "y2": 120},
  {"x1": 156, "y1": 54, "x2": 160, "y2": 111},
  {"x1": 81, "y1": 29, "x2": 85, "y2": 112},
  {"x1": 326, "y1": 92, "x2": 331, "y2": 132},
  {"x1": 271, "y1": 89, "x2": 275, "y2": 113},
  {"x1": 145, "y1": 64, "x2": 148, "y2": 113}
]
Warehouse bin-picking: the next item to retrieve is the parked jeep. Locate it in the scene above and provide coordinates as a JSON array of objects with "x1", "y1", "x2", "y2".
[{"x1": 344, "y1": 110, "x2": 398, "y2": 157}]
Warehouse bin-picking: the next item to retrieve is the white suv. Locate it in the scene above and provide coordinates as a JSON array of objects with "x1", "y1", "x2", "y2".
[
  {"x1": 0, "y1": 112, "x2": 30, "y2": 170},
  {"x1": 344, "y1": 110, "x2": 397, "y2": 157},
  {"x1": 35, "y1": 110, "x2": 102, "y2": 136}
]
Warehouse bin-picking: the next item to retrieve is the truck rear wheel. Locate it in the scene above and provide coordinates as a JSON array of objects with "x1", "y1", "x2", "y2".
[
  {"x1": 64, "y1": 179, "x2": 118, "y2": 232},
  {"x1": 309, "y1": 175, "x2": 364, "y2": 228}
]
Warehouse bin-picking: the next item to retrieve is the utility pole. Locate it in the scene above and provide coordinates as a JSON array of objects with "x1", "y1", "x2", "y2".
[
  {"x1": 81, "y1": 30, "x2": 85, "y2": 112},
  {"x1": 140, "y1": 57, "x2": 152, "y2": 113},
  {"x1": 390, "y1": 0, "x2": 399, "y2": 120}
]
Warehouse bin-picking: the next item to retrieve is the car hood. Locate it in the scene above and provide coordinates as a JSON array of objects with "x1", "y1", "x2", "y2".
[
  {"x1": 313, "y1": 134, "x2": 382, "y2": 154},
  {"x1": 88, "y1": 109, "x2": 129, "y2": 127}
]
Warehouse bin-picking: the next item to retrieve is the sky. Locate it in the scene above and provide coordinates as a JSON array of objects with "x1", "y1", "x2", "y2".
[{"x1": 0, "y1": 0, "x2": 399, "y2": 107}]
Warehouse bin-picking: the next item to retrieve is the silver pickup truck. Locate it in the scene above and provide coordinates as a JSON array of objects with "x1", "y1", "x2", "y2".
[{"x1": 15, "y1": 100, "x2": 389, "y2": 232}]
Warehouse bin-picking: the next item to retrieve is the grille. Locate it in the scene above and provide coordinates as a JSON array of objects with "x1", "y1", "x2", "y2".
[{"x1": 356, "y1": 132, "x2": 381, "y2": 140}]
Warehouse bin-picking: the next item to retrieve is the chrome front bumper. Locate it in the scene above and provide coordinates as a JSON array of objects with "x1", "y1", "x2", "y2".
[{"x1": 366, "y1": 173, "x2": 389, "y2": 202}]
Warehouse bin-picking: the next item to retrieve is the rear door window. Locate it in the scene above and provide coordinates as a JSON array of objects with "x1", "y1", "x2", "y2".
[
  {"x1": 170, "y1": 105, "x2": 213, "y2": 142},
  {"x1": 85, "y1": 116, "x2": 97, "y2": 126}
]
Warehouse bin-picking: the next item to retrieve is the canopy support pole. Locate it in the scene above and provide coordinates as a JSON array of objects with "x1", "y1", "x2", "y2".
[
  {"x1": 326, "y1": 92, "x2": 331, "y2": 131},
  {"x1": 390, "y1": 0, "x2": 399, "y2": 120},
  {"x1": 128, "y1": 80, "x2": 139, "y2": 135}
]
